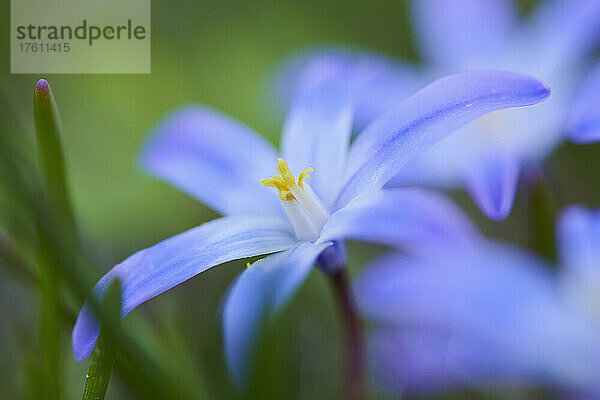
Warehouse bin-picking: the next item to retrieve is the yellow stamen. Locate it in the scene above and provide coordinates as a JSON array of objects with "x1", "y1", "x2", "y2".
[
  {"x1": 260, "y1": 158, "x2": 313, "y2": 201},
  {"x1": 260, "y1": 177, "x2": 285, "y2": 191},
  {"x1": 277, "y1": 158, "x2": 296, "y2": 187},
  {"x1": 279, "y1": 190, "x2": 295, "y2": 201},
  {"x1": 273, "y1": 175, "x2": 287, "y2": 187},
  {"x1": 297, "y1": 167, "x2": 313, "y2": 188}
]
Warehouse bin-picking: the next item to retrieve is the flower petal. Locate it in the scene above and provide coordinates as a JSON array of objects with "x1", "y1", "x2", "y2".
[
  {"x1": 367, "y1": 326, "x2": 512, "y2": 394},
  {"x1": 355, "y1": 246, "x2": 555, "y2": 327},
  {"x1": 558, "y1": 206, "x2": 600, "y2": 323},
  {"x1": 350, "y1": 57, "x2": 423, "y2": 131},
  {"x1": 558, "y1": 205, "x2": 600, "y2": 279},
  {"x1": 269, "y1": 48, "x2": 423, "y2": 130},
  {"x1": 140, "y1": 106, "x2": 282, "y2": 216},
  {"x1": 411, "y1": 0, "x2": 516, "y2": 67},
  {"x1": 223, "y1": 241, "x2": 331, "y2": 387},
  {"x1": 356, "y1": 247, "x2": 600, "y2": 393},
  {"x1": 529, "y1": 0, "x2": 600, "y2": 70},
  {"x1": 280, "y1": 58, "x2": 355, "y2": 207},
  {"x1": 567, "y1": 65, "x2": 600, "y2": 144},
  {"x1": 319, "y1": 188, "x2": 479, "y2": 252},
  {"x1": 386, "y1": 101, "x2": 564, "y2": 219},
  {"x1": 72, "y1": 215, "x2": 296, "y2": 361},
  {"x1": 463, "y1": 152, "x2": 520, "y2": 221},
  {"x1": 335, "y1": 71, "x2": 550, "y2": 210},
  {"x1": 368, "y1": 326, "x2": 599, "y2": 394}
]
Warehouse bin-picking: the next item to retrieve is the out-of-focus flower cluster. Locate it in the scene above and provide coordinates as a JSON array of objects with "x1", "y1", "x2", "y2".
[
  {"x1": 273, "y1": 0, "x2": 600, "y2": 220},
  {"x1": 267, "y1": 0, "x2": 600, "y2": 396}
]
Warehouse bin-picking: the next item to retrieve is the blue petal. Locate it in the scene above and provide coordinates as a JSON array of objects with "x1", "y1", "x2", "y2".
[
  {"x1": 335, "y1": 71, "x2": 550, "y2": 210},
  {"x1": 72, "y1": 215, "x2": 296, "y2": 361},
  {"x1": 356, "y1": 247, "x2": 600, "y2": 393},
  {"x1": 558, "y1": 205, "x2": 600, "y2": 280},
  {"x1": 223, "y1": 241, "x2": 331, "y2": 387},
  {"x1": 387, "y1": 103, "x2": 563, "y2": 220},
  {"x1": 350, "y1": 57, "x2": 423, "y2": 131},
  {"x1": 567, "y1": 65, "x2": 600, "y2": 144},
  {"x1": 355, "y1": 246, "x2": 555, "y2": 329},
  {"x1": 529, "y1": 0, "x2": 600, "y2": 70},
  {"x1": 268, "y1": 48, "x2": 423, "y2": 131},
  {"x1": 367, "y1": 326, "x2": 525, "y2": 394},
  {"x1": 367, "y1": 326, "x2": 589, "y2": 394},
  {"x1": 319, "y1": 188, "x2": 479, "y2": 252},
  {"x1": 463, "y1": 152, "x2": 520, "y2": 221},
  {"x1": 280, "y1": 57, "x2": 356, "y2": 207},
  {"x1": 140, "y1": 106, "x2": 282, "y2": 216},
  {"x1": 412, "y1": 0, "x2": 516, "y2": 68}
]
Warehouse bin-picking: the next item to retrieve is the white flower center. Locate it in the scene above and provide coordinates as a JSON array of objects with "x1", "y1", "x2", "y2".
[{"x1": 261, "y1": 158, "x2": 329, "y2": 241}]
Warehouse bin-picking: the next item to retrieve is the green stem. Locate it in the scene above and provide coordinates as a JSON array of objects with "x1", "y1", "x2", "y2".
[
  {"x1": 82, "y1": 340, "x2": 117, "y2": 400},
  {"x1": 82, "y1": 280, "x2": 121, "y2": 400},
  {"x1": 329, "y1": 269, "x2": 364, "y2": 400}
]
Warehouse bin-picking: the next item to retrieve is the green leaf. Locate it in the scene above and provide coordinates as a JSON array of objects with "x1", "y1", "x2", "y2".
[
  {"x1": 33, "y1": 78, "x2": 67, "y2": 400},
  {"x1": 33, "y1": 78, "x2": 76, "y2": 241},
  {"x1": 82, "y1": 280, "x2": 122, "y2": 400}
]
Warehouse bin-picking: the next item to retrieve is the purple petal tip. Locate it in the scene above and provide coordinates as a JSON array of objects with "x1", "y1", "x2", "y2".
[
  {"x1": 532, "y1": 81, "x2": 551, "y2": 102},
  {"x1": 484, "y1": 208, "x2": 510, "y2": 222},
  {"x1": 542, "y1": 83, "x2": 551, "y2": 97},
  {"x1": 36, "y1": 79, "x2": 49, "y2": 94}
]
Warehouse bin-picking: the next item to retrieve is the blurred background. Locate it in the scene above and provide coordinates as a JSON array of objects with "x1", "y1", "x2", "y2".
[{"x1": 1, "y1": 0, "x2": 600, "y2": 398}]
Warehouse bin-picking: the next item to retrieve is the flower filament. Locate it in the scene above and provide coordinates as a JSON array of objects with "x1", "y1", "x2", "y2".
[{"x1": 261, "y1": 158, "x2": 329, "y2": 241}]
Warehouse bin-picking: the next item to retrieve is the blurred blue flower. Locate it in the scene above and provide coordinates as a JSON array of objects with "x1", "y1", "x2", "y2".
[
  {"x1": 566, "y1": 63, "x2": 600, "y2": 143},
  {"x1": 71, "y1": 61, "x2": 548, "y2": 386},
  {"x1": 272, "y1": 0, "x2": 600, "y2": 220},
  {"x1": 355, "y1": 205, "x2": 600, "y2": 396}
]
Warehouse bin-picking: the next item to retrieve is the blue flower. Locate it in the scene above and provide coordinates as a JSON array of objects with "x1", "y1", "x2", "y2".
[
  {"x1": 272, "y1": 0, "x2": 600, "y2": 220},
  {"x1": 355, "y1": 205, "x2": 600, "y2": 395},
  {"x1": 71, "y1": 63, "x2": 548, "y2": 386},
  {"x1": 566, "y1": 63, "x2": 600, "y2": 144}
]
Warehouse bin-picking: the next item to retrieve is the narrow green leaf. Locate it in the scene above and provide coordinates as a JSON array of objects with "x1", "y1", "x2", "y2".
[
  {"x1": 33, "y1": 78, "x2": 76, "y2": 238},
  {"x1": 38, "y1": 239, "x2": 62, "y2": 399},
  {"x1": 33, "y1": 78, "x2": 66, "y2": 400},
  {"x1": 82, "y1": 280, "x2": 122, "y2": 400}
]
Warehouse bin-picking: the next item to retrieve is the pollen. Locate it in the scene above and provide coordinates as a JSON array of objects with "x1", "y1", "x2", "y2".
[{"x1": 260, "y1": 158, "x2": 313, "y2": 201}]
